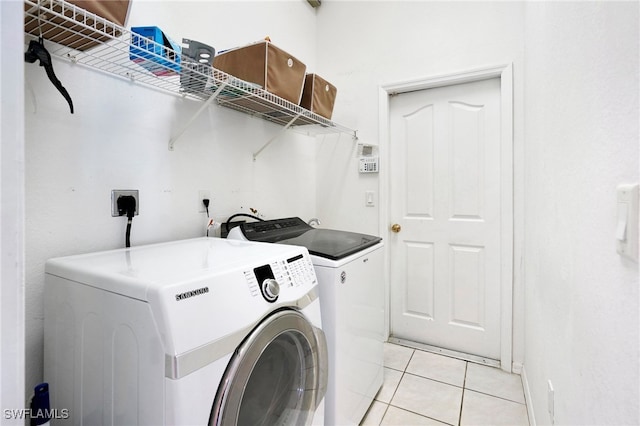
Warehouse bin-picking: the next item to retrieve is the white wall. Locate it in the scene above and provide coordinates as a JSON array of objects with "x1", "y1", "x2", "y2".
[
  {"x1": 316, "y1": 1, "x2": 639, "y2": 424},
  {"x1": 315, "y1": 0, "x2": 527, "y2": 366},
  {"x1": 24, "y1": 0, "x2": 319, "y2": 400},
  {"x1": 523, "y1": 2, "x2": 639, "y2": 425}
]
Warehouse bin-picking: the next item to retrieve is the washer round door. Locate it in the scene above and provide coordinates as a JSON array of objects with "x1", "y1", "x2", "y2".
[{"x1": 209, "y1": 309, "x2": 328, "y2": 426}]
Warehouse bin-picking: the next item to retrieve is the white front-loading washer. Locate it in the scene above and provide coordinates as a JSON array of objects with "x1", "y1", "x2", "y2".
[
  {"x1": 227, "y1": 218, "x2": 385, "y2": 425},
  {"x1": 43, "y1": 237, "x2": 327, "y2": 425}
]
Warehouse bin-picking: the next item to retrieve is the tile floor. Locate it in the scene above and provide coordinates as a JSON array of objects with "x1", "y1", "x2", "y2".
[{"x1": 360, "y1": 343, "x2": 529, "y2": 426}]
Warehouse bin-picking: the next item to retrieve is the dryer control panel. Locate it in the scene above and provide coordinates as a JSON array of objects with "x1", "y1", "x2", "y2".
[{"x1": 243, "y1": 253, "x2": 316, "y2": 301}]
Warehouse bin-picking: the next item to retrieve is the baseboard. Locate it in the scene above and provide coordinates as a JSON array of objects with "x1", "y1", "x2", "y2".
[
  {"x1": 512, "y1": 361, "x2": 523, "y2": 374},
  {"x1": 521, "y1": 364, "x2": 537, "y2": 426}
]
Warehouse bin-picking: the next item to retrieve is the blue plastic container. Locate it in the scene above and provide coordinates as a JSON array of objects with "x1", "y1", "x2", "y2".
[{"x1": 129, "y1": 26, "x2": 181, "y2": 76}]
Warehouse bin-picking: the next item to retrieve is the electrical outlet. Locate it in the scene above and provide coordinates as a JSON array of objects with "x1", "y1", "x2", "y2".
[
  {"x1": 111, "y1": 190, "x2": 139, "y2": 217},
  {"x1": 198, "y1": 190, "x2": 211, "y2": 213}
]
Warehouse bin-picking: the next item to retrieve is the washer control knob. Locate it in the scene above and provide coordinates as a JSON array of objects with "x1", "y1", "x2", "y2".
[{"x1": 262, "y1": 279, "x2": 280, "y2": 302}]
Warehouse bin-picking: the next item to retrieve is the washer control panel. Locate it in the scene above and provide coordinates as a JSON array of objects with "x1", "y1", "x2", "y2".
[{"x1": 243, "y1": 253, "x2": 316, "y2": 302}]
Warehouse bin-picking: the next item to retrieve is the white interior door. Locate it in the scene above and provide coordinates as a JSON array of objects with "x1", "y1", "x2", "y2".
[{"x1": 388, "y1": 77, "x2": 505, "y2": 360}]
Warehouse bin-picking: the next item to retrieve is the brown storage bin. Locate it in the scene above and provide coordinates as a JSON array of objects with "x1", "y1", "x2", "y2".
[
  {"x1": 24, "y1": 0, "x2": 131, "y2": 51},
  {"x1": 213, "y1": 41, "x2": 307, "y2": 104},
  {"x1": 300, "y1": 74, "x2": 337, "y2": 119}
]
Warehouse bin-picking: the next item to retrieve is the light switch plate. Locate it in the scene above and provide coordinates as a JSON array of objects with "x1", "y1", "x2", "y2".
[
  {"x1": 616, "y1": 183, "x2": 639, "y2": 261},
  {"x1": 365, "y1": 191, "x2": 376, "y2": 207}
]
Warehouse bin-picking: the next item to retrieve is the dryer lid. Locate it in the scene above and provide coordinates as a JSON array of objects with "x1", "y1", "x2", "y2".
[{"x1": 237, "y1": 217, "x2": 382, "y2": 260}]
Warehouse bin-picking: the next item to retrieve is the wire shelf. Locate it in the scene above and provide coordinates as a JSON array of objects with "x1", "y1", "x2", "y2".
[{"x1": 24, "y1": 0, "x2": 356, "y2": 139}]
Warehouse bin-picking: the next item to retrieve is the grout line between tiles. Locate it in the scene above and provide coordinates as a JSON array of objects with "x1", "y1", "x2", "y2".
[
  {"x1": 458, "y1": 361, "x2": 469, "y2": 426},
  {"x1": 402, "y1": 371, "x2": 466, "y2": 390},
  {"x1": 463, "y1": 388, "x2": 527, "y2": 405},
  {"x1": 384, "y1": 365, "x2": 405, "y2": 373},
  {"x1": 382, "y1": 346, "x2": 415, "y2": 407},
  {"x1": 385, "y1": 369, "x2": 405, "y2": 407},
  {"x1": 378, "y1": 402, "x2": 390, "y2": 426},
  {"x1": 404, "y1": 348, "x2": 416, "y2": 371},
  {"x1": 386, "y1": 402, "x2": 456, "y2": 426},
  {"x1": 462, "y1": 361, "x2": 469, "y2": 387}
]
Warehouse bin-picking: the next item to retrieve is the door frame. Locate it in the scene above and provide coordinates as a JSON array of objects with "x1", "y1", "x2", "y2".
[
  {"x1": 1, "y1": 0, "x2": 26, "y2": 415},
  {"x1": 378, "y1": 64, "x2": 514, "y2": 371}
]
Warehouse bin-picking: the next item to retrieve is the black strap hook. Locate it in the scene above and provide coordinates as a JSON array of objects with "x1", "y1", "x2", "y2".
[{"x1": 25, "y1": 37, "x2": 74, "y2": 114}]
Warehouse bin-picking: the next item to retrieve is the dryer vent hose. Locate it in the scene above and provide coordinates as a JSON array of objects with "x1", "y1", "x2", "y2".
[{"x1": 224, "y1": 213, "x2": 264, "y2": 233}]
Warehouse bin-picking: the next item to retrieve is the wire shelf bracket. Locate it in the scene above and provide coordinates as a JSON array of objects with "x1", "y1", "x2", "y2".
[
  {"x1": 169, "y1": 81, "x2": 228, "y2": 151},
  {"x1": 253, "y1": 113, "x2": 302, "y2": 161}
]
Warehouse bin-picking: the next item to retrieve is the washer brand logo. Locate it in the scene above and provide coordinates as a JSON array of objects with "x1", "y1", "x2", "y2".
[{"x1": 175, "y1": 287, "x2": 209, "y2": 301}]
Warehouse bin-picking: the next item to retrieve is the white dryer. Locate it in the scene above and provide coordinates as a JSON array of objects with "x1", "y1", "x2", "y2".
[
  {"x1": 228, "y1": 218, "x2": 384, "y2": 425},
  {"x1": 44, "y1": 237, "x2": 327, "y2": 425}
]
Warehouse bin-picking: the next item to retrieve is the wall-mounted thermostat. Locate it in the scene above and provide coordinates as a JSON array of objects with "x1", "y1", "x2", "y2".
[
  {"x1": 359, "y1": 157, "x2": 379, "y2": 173},
  {"x1": 357, "y1": 143, "x2": 377, "y2": 157}
]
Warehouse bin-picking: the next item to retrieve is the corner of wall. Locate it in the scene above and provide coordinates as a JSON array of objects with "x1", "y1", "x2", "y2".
[
  {"x1": 520, "y1": 365, "x2": 537, "y2": 426},
  {"x1": 1, "y1": 0, "x2": 26, "y2": 414}
]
